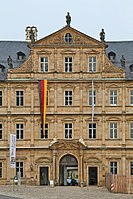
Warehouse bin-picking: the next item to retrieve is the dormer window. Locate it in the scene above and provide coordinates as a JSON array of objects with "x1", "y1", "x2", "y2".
[
  {"x1": 17, "y1": 51, "x2": 25, "y2": 60},
  {"x1": 130, "y1": 64, "x2": 133, "y2": 72},
  {"x1": 108, "y1": 51, "x2": 116, "y2": 62},
  {"x1": 0, "y1": 64, "x2": 5, "y2": 72}
]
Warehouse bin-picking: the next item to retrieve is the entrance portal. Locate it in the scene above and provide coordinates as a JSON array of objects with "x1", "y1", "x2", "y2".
[
  {"x1": 59, "y1": 155, "x2": 78, "y2": 186},
  {"x1": 40, "y1": 167, "x2": 49, "y2": 185},
  {"x1": 89, "y1": 167, "x2": 97, "y2": 185}
]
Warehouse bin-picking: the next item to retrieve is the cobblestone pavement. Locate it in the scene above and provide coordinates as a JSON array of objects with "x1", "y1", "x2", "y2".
[{"x1": 0, "y1": 186, "x2": 133, "y2": 199}]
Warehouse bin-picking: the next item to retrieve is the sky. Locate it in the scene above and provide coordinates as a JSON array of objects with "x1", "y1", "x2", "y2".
[{"x1": 0, "y1": 0, "x2": 133, "y2": 41}]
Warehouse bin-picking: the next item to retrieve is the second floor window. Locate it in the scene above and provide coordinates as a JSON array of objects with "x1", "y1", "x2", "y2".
[
  {"x1": 88, "y1": 90, "x2": 96, "y2": 105},
  {"x1": 110, "y1": 90, "x2": 117, "y2": 106},
  {"x1": 65, "y1": 123, "x2": 72, "y2": 139},
  {"x1": 40, "y1": 123, "x2": 48, "y2": 139},
  {"x1": 0, "y1": 91, "x2": 2, "y2": 106},
  {"x1": 16, "y1": 162, "x2": 23, "y2": 177},
  {"x1": 110, "y1": 123, "x2": 117, "y2": 139},
  {"x1": 89, "y1": 57, "x2": 96, "y2": 72},
  {"x1": 65, "y1": 91, "x2": 72, "y2": 106},
  {"x1": 16, "y1": 124, "x2": 23, "y2": 139},
  {"x1": 16, "y1": 91, "x2": 23, "y2": 106},
  {"x1": 40, "y1": 57, "x2": 48, "y2": 72},
  {"x1": 130, "y1": 90, "x2": 133, "y2": 105},
  {"x1": 65, "y1": 57, "x2": 72, "y2": 72},
  {"x1": 89, "y1": 123, "x2": 96, "y2": 139},
  {"x1": 0, "y1": 124, "x2": 2, "y2": 139},
  {"x1": 110, "y1": 162, "x2": 117, "y2": 174}
]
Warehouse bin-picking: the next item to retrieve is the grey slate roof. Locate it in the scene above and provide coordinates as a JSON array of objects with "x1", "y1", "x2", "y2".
[
  {"x1": 0, "y1": 41, "x2": 30, "y2": 79},
  {"x1": 106, "y1": 41, "x2": 133, "y2": 79},
  {"x1": 0, "y1": 39, "x2": 133, "y2": 79}
]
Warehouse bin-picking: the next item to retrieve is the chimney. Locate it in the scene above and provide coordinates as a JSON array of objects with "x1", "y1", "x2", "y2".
[{"x1": 25, "y1": 26, "x2": 38, "y2": 43}]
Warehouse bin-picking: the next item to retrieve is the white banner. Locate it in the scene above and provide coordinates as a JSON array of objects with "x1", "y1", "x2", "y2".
[{"x1": 10, "y1": 134, "x2": 16, "y2": 168}]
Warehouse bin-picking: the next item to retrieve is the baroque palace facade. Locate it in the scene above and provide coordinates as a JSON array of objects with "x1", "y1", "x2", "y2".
[{"x1": 0, "y1": 14, "x2": 133, "y2": 186}]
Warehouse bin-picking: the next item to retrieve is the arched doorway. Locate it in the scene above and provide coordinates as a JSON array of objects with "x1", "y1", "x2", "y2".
[{"x1": 59, "y1": 154, "x2": 78, "y2": 186}]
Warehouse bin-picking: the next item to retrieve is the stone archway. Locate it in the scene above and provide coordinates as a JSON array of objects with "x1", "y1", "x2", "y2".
[{"x1": 59, "y1": 154, "x2": 78, "y2": 186}]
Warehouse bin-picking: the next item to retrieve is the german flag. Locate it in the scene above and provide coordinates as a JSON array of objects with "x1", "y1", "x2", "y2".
[{"x1": 38, "y1": 80, "x2": 47, "y2": 136}]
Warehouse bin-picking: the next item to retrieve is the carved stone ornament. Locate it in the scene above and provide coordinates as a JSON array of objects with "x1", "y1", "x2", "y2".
[
  {"x1": 49, "y1": 139, "x2": 86, "y2": 150},
  {"x1": 35, "y1": 157, "x2": 52, "y2": 164}
]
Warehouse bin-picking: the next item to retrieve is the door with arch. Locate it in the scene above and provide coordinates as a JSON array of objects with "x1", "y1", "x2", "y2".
[{"x1": 59, "y1": 154, "x2": 78, "y2": 186}]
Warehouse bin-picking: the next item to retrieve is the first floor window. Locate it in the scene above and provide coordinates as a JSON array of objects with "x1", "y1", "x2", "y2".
[
  {"x1": 65, "y1": 123, "x2": 72, "y2": 139},
  {"x1": 65, "y1": 90, "x2": 72, "y2": 106},
  {"x1": 16, "y1": 162, "x2": 23, "y2": 177},
  {"x1": 110, "y1": 123, "x2": 117, "y2": 139},
  {"x1": 0, "y1": 91, "x2": 2, "y2": 106},
  {"x1": 16, "y1": 124, "x2": 24, "y2": 139},
  {"x1": 110, "y1": 162, "x2": 117, "y2": 174},
  {"x1": 40, "y1": 123, "x2": 48, "y2": 139},
  {"x1": 89, "y1": 123, "x2": 96, "y2": 139},
  {"x1": 130, "y1": 162, "x2": 133, "y2": 175},
  {"x1": 130, "y1": 123, "x2": 133, "y2": 139},
  {"x1": 0, "y1": 162, "x2": 2, "y2": 178},
  {"x1": 88, "y1": 90, "x2": 96, "y2": 105},
  {"x1": 0, "y1": 124, "x2": 2, "y2": 139}
]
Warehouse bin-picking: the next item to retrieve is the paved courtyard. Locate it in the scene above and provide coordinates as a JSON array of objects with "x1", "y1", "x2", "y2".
[{"x1": 0, "y1": 186, "x2": 133, "y2": 199}]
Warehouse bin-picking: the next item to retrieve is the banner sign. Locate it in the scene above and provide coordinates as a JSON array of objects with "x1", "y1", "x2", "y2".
[{"x1": 10, "y1": 134, "x2": 16, "y2": 168}]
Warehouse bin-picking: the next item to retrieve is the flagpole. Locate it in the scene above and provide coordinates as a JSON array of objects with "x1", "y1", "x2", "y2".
[{"x1": 92, "y1": 79, "x2": 94, "y2": 136}]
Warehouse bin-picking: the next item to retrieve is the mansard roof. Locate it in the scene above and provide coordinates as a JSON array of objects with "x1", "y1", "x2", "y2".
[{"x1": 106, "y1": 41, "x2": 133, "y2": 79}]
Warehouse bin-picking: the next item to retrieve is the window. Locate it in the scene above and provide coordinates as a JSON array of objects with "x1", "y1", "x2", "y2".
[
  {"x1": 108, "y1": 52, "x2": 116, "y2": 62},
  {"x1": 0, "y1": 91, "x2": 2, "y2": 106},
  {"x1": 65, "y1": 123, "x2": 72, "y2": 138},
  {"x1": 110, "y1": 162, "x2": 117, "y2": 174},
  {"x1": 17, "y1": 52, "x2": 25, "y2": 60},
  {"x1": 46, "y1": 90, "x2": 48, "y2": 106},
  {"x1": 130, "y1": 90, "x2": 133, "y2": 105},
  {"x1": 65, "y1": 91, "x2": 72, "y2": 106},
  {"x1": 89, "y1": 57, "x2": 96, "y2": 72},
  {"x1": 110, "y1": 123, "x2": 117, "y2": 139},
  {"x1": 16, "y1": 91, "x2": 23, "y2": 106},
  {"x1": 130, "y1": 123, "x2": 133, "y2": 139},
  {"x1": 89, "y1": 90, "x2": 96, "y2": 105},
  {"x1": 40, "y1": 123, "x2": 48, "y2": 139},
  {"x1": 89, "y1": 123, "x2": 96, "y2": 139},
  {"x1": 16, "y1": 124, "x2": 23, "y2": 139},
  {"x1": 65, "y1": 57, "x2": 72, "y2": 72},
  {"x1": 0, "y1": 162, "x2": 2, "y2": 178},
  {"x1": 130, "y1": 162, "x2": 133, "y2": 175},
  {"x1": 0, "y1": 124, "x2": 2, "y2": 139},
  {"x1": 16, "y1": 162, "x2": 23, "y2": 177},
  {"x1": 40, "y1": 57, "x2": 48, "y2": 72},
  {"x1": 65, "y1": 33, "x2": 72, "y2": 43},
  {"x1": 110, "y1": 90, "x2": 117, "y2": 106}
]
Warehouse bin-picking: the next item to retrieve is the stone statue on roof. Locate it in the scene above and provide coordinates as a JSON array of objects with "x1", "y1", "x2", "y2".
[
  {"x1": 66, "y1": 12, "x2": 71, "y2": 26},
  {"x1": 120, "y1": 55, "x2": 125, "y2": 67},
  {"x1": 100, "y1": 29, "x2": 105, "y2": 42},
  {"x1": 7, "y1": 55, "x2": 13, "y2": 68}
]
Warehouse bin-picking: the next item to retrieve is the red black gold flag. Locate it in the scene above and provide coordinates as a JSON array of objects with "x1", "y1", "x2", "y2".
[{"x1": 38, "y1": 80, "x2": 47, "y2": 136}]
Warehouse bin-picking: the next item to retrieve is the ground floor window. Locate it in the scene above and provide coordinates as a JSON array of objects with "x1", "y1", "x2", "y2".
[
  {"x1": 16, "y1": 162, "x2": 23, "y2": 177},
  {"x1": 110, "y1": 162, "x2": 117, "y2": 174}
]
